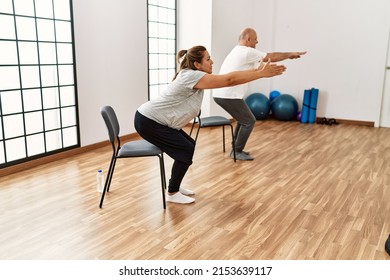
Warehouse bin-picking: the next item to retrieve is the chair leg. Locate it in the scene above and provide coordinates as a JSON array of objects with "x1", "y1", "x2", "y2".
[
  {"x1": 99, "y1": 156, "x2": 117, "y2": 208},
  {"x1": 158, "y1": 154, "x2": 167, "y2": 209},
  {"x1": 229, "y1": 124, "x2": 236, "y2": 162},
  {"x1": 222, "y1": 126, "x2": 226, "y2": 152}
]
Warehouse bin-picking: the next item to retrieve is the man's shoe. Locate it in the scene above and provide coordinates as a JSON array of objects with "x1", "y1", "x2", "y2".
[
  {"x1": 230, "y1": 150, "x2": 250, "y2": 158},
  {"x1": 231, "y1": 151, "x2": 254, "y2": 161}
]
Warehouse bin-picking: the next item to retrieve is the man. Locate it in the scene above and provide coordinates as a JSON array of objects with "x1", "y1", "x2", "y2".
[{"x1": 213, "y1": 27, "x2": 306, "y2": 161}]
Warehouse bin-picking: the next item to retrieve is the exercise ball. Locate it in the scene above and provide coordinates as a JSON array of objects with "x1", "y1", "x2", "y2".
[
  {"x1": 271, "y1": 94, "x2": 298, "y2": 121},
  {"x1": 269, "y1": 90, "x2": 281, "y2": 102},
  {"x1": 245, "y1": 93, "x2": 270, "y2": 120}
]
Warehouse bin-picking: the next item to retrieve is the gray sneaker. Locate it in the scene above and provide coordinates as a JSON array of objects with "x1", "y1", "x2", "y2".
[
  {"x1": 230, "y1": 150, "x2": 250, "y2": 156},
  {"x1": 230, "y1": 151, "x2": 254, "y2": 161}
]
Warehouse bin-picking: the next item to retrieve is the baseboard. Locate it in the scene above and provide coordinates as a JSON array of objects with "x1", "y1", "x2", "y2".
[{"x1": 315, "y1": 117, "x2": 374, "y2": 127}]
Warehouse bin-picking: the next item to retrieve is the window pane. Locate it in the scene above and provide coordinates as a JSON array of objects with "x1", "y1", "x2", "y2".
[
  {"x1": 0, "y1": 41, "x2": 18, "y2": 65},
  {"x1": 0, "y1": 142, "x2": 4, "y2": 164},
  {"x1": 45, "y1": 130, "x2": 61, "y2": 151},
  {"x1": 21, "y1": 66, "x2": 40, "y2": 88},
  {"x1": 61, "y1": 107, "x2": 76, "y2": 127},
  {"x1": 35, "y1": 0, "x2": 54, "y2": 18},
  {"x1": 14, "y1": 0, "x2": 35, "y2": 16},
  {"x1": 56, "y1": 21, "x2": 72, "y2": 42},
  {"x1": 167, "y1": 54, "x2": 175, "y2": 68},
  {"x1": 44, "y1": 109, "x2": 61, "y2": 130},
  {"x1": 149, "y1": 22, "x2": 158, "y2": 37},
  {"x1": 27, "y1": 133, "x2": 45, "y2": 156},
  {"x1": 54, "y1": 0, "x2": 71, "y2": 20},
  {"x1": 18, "y1": 42, "x2": 39, "y2": 65},
  {"x1": 58, "y1": 65, "x2": 74, "y2": 85},
  {"x1": 63, "y1": 126, "x2": 77, "y2": 147},
  {"x1": 166, "y1": 0, "x2": 176, "y2": 9},
  {"x1": 57, "y1": 43, "x2": 73, "y2": 64},
  {"x1": 149, "y1": 54, "x2": 158, "y2": 69},
  {"x1": 37, "y1": 19, "x2": 55, "y2": 41},
  {"x1": 148, "y1": 0, "x2": 176, "y2": 100},
  {"x1": 0, "y1": 0, "x2": 13, "y2": 14},
  {"x1": 4, "y1": 114, "x2": 24, "y2": 138},
  {"x1": 42, "y1": 87, "x2": 59, "y2": 109},
  {"x1": 159, "y1": 69, "x2": 169, "y2": 84},
  {"x1": 167, "y1": 9, "x2": 175, "y2": 24},
  {"x1": 158, "y1": 39, "x2": 168, "y2": 53},
  {"x1": 15, "y1": 16, "x2": 36, "y2": 41},
  {"x1": 149, "y1": 5, "x2": 158, "y2": 21},
  {"x1": 167, "y1": 24, "x2": 175, "y2": 39},
  {"x1": 158, "y1": 7, "x2": 167, "y2": 22},
  {"x1": 40, "y1": 65, "x2": 58, "y2": 87},
  {"x1": 23, "y1": 89, "x2": 42, "y2": 111},
  {"x1": 39, "y1": 43, "x2": 57, "y2": 64},
  {"x1": 25, "y1": 112, "x2": 44, "y2": 134},
  {"x1": 159, "y1": 55, "x2": 167, "y2": 68},
  {"x1": 159, "y1": 23, "x2": 168, "y2": 38},
  {"x1": 1, "y1": 90, "x2": 22, "y2": 114},
  {"x1": 5, "y1": 137, "x2": 26, "y2": 161},
  {"x1": 167, "y1": 41, "x2": 175, "y2": 54},
  {"x1": 0, "y1": 66, "x2": 20, "y2": 90},
  {"x1": 60, "y1": 86, "x2": 75, "y2": 106},
  {"x1": 149, "y1": 70, "x2": 158, "y2": 84},
  {"x1": 0, "y1": 14, "x2": 16, "y2": 40},
  {"x1": 167, "y1": 68, "x2": 175, "y2": 80},
  {"x1": 149, "y1": 38, "x2": 158, "y2": 53}
]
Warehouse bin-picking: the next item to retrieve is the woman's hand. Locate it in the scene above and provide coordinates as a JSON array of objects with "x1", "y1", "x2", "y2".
[{"x1": 257, "y1": 59, "x2": 286, "y2": 77}]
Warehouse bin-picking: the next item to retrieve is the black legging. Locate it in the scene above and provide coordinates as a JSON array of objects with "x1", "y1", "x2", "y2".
[{"x1": 134, "y1": 111, "x2": 195, "y2": 193}]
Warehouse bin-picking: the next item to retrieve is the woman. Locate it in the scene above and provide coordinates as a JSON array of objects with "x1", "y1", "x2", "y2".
[{"x1": 134, "y1": 45, "x2": 286, "y2": 204}]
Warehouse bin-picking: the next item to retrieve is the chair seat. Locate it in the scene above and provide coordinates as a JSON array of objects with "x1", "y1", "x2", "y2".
[
  {"x1": 200, "y1": 116, "x2": 231, "y2": 127},
  {"x1": 118, "y1": 140, "x2": 162, "y2": 157}
]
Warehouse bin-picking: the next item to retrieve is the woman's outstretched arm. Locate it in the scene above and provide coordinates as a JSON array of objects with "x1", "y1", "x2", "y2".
[{"x1": 194, "y1": 60, "x2": 286, "y2": 90}]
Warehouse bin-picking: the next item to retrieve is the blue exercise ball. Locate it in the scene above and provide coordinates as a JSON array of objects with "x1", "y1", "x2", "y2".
[
  {"x1": 245, "y1": 93, "x2": 270, "y2": 120},
  {"x1": 269, "y1": 90, "x2": 281, "y2": 102},
  {"x1": 271, "y1": 94, "x2": 298, "y2": 121}
]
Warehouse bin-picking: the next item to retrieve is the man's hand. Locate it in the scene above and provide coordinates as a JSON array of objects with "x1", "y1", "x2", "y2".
[{"x1": 289, "y1": 51, "x2": 307, "y2": 59}]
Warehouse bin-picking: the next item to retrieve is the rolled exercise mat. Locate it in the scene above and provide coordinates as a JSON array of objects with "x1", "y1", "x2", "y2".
[
  {"x1": 308, "y1": 88, "x2": 319, "y2": 123},
  {"x1": 300, "y1": 89, "x2": 311, "y2": 123}
]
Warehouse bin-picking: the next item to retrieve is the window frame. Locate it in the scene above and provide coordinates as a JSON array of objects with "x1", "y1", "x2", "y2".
[
  {"x1": 147, "y1": 0, "x2": 177, "y2": 100},
  {"x1": 0, "y1": 0, "x2": 80, "y2": 168}
]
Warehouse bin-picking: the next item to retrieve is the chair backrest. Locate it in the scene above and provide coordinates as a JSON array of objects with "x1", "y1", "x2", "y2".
[{"x1": 101, "y1": 105, "x2": 120, "y2": 144}]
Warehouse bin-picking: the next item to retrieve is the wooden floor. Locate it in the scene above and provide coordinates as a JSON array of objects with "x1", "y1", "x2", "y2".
[{"x1": 1, "y1": 120, "x2": 390, "y2": 260}]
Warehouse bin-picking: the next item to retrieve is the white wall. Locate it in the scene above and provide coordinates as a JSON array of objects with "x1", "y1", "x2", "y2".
[
  {"x1": 209, "y1": 0, "x2": 390, "y2": 126},
  {"x1": 210, "y1": 0, "x2": 260, "y2": 117},
  {"x1": 177, "y1": 0, "x2": 213, "y2": 116},
  {"x1": 73, "y1": 0, "x2": 148, "y2": 146}
]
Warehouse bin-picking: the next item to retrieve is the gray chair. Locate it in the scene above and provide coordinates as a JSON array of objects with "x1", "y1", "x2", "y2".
[
  {"x1": 100, "y1": 105, "x2": 167, "y2": 209},
  {"x1": 190, "y1": 111, "x2": 236, "y2": 162}
]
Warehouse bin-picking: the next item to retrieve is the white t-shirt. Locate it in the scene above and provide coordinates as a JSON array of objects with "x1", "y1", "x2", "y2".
[
  {"x1": 213, "y1": 45, "x2": 267, "y2": 99},
  {"x1": 138, "y1": 69, "x2": 206, "y2": 130}
]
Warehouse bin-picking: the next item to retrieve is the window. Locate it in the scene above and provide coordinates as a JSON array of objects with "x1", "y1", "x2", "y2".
[
  {"x1": 147, "y1": 0, "x2": 176, "y2": 100},
  {"x1": 0, "y1": 0, "x2": 79, "y2": 168}
]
